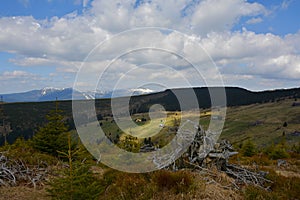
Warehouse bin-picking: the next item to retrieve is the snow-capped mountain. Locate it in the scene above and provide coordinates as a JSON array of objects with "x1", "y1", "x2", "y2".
[
  {"x1": 40, "y1": 87, "x2": 65, "y2": 96},
  {"x1": 0, "y1": 87, "x2": 156, "y2": 102}
]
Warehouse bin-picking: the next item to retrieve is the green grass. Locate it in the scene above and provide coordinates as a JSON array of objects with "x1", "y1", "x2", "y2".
[
  {"x1": 219, "y1": 99, "x2": 300, "y2": 148},
  {"x1": 98, "y1": 112, "x2": 181, "y2": 148},
  {"x1": 88, "y1": 98, "x2": 300, "y2": 150}
]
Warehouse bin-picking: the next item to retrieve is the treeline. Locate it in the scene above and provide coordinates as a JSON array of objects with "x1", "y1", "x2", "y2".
[
  {"x1": 135, "y1": 87, "x2": 300, "y2": 112},
  {"x1": 1, "y1": 87, "x2": 300, "y2": 145}
]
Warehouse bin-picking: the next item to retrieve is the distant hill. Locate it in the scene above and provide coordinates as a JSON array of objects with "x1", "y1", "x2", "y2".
[
  {"x1": 0, "y1": 88, "x2": 84, "y2": 102},
  {"x1": 0, "y1": 87, "x2": 156, "y2": 103},
  {"x1": 130, "y1": 87, "x2": 300, "y2": 112},
  {"x1": 0, "y1": 86, "x2": 300, "y2": 145}
]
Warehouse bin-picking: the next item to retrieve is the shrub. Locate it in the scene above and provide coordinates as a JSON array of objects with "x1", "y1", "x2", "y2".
[
  {"x1": 242, "y1": 140, "x2": 256, "y2": 157},
  {"x1": 282, "y1": 121, "x2": 288, "y2": 127},
  {"x1": 117, "y1": 135, "x2": 140, "y2": 152},
  {"x1": 292, "y1": 142, "x2": 300, "y2": 154},
  {"x1": 0, "y1": 137, "x2": 57, "y2": 165},
  {"x1": 268, "y1": 144, "x2": 289, "y2": 160}
]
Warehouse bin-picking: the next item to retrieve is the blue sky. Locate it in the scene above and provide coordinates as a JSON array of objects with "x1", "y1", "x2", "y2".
[
  {"x1": 0, "y1": 0, "x2": 86, "y2": 19},
  {"x1": 237, "y1": 0, "x2": 300, "y2": 36},
  {"x1": 0, "y1": 0, "x2": 299, "y2": 93}
]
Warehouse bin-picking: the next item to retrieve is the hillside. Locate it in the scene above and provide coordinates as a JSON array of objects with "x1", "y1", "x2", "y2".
[
  {"x1": 0, "y1": 103, "x2": 299, "y2": 199},
  {"x1": 217, "y1": 98, "x2": 300, "y2": 147},
  {"x1": 1, "y1": 86, "x2": 300, "y2": 145},
  {"x1": 0, "y1": 88, "x2": 300, "y2": 200}
]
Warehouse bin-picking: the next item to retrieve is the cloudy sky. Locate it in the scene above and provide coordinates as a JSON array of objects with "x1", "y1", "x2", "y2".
[{"x1": 0, "y1": 0, "x2": 299, "y2": 94}]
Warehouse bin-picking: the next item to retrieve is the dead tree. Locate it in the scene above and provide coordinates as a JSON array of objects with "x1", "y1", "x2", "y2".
[{"x1": 145, "y1": 124, "x2": 271, "y2": 189}]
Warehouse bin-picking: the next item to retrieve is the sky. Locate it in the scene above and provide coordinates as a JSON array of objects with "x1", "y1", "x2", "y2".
[{"x1": 0, "y1": 0, "x2": 299, "y2": 94}]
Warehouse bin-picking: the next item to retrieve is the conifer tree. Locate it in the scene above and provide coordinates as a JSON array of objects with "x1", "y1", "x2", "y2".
[
  {"x1": 242, "y1": 140, "x2": 256, "y2": 157},
  {"x1": 47, "y1": 133, "x2": 103, "y2": 200},
  {"x1": 32, "y1": 102, "x2": 70, "y2": 156}
]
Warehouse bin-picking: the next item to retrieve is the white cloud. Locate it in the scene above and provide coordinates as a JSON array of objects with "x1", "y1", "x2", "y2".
[
  {"x1": 201, "y1": 29, "x2": 300, "y2": 80},
  {"x1": 190, "y1": 0, "x2": 266, "y2": 35},
  {"x1": 281, "y1": 0, "x2": 294, "y2": 10},
  {"x1": 0, "y1": 70, "x2": 48, "y2": 82},
  {"x1": 285, "y1": 31, "x2": 300, "y2": 53},
  {"x1": 246, "y1": 17, "x2": 263, "y2": 24},
  {"x1": 0, "y1": 70, "x2": 49, "y2": 93},
  {"x1": 83, "y1": 0, "x2": 90, "y2": 7},
  {"x1": 2, "y1": 70, "x2": 31, "y2": 78},
  {"x1": 0, "y1": 0, "x2": 299, "y2": 92},
  {"x1": 0, "y1": 0, "x2": 268, "y2": 63},
  {"x1": 74, "y1": 0, "x2": 91, "y2": 7}
]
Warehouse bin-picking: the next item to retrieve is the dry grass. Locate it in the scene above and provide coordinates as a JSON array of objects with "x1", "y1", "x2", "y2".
[
  {"x1": 204, "y1": 184, "x2": 242, "y2": 200},
  {"x1": 1, "y1": 164, "x2": 299, "y2": 200},
  {"x1": 275, "y1": 170, "x2": 300, "y2": 178},
  {"x1": 96, "y1": 168, "x2": 243, "y2": 200},
  {"x1": 151, "y1": 169, "x2": 242, "y2": 200},
  {"x1": 0, "y1": 186, "x2": 49, "y2": 200}
]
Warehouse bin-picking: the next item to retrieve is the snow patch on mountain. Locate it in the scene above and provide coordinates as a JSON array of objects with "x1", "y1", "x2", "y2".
[
  {"x1": 41, "y1": 87, "x2": 65, "y2": 96},
  {"x1": 130, "y1": 88, "x2": 155, "y2": 94}
]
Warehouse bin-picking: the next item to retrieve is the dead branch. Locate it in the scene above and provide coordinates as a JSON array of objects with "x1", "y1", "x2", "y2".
[
  {"x1": 0, "y1": 151, "x2": 49, "y2": 188},
  {"x1": 144, "y1": 125, "x2": 272, "y2": 190}
]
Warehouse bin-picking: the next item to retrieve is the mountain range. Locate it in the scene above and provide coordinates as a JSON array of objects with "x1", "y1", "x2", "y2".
[{"x1": 0, "y1": 87, "x2": 156, "y2": 103}]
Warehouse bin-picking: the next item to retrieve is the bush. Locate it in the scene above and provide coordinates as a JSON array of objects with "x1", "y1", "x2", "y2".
[
  {"x1": 0, "y1": 137, "x2": 57, "y2": 165},
  {"x1": 242, "y1": 140, "x2": 256, "y2": 157},
  {"x1": 117, "y1": 135, "x2": 140, "y2": 152},
  {"x1": 292, "y1": 142, "x2": 300, "y2": 154},
  {"x1": 268, "y1": 144, "x2": 289, "y2": 160}
]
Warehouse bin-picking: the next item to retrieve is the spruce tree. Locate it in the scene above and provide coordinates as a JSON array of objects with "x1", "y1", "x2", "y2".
[
  {"x1": 242, "y1": 140, "x2": 256, "y2": 157},
  {"x1": 47, "y1": 133, "x2": 103, "y2": 200},
  {"x1": 32, "y1": 105, "x2": 70, "y2": 156}
]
